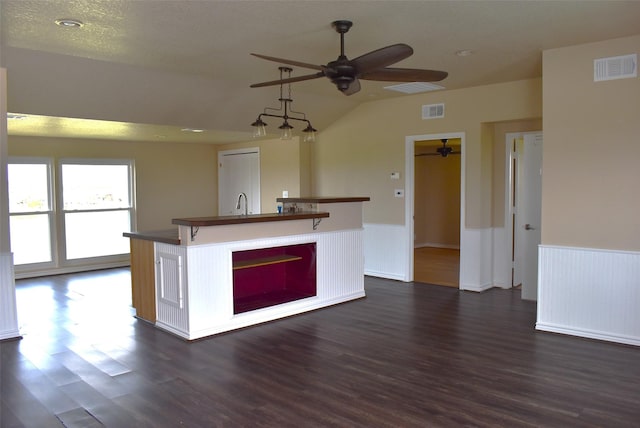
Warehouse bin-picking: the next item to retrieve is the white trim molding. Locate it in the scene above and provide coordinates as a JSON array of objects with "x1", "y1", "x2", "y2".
[
  {"x1": 0, "y1": 252, "x2": 20, "y2": 340},
  {"x1": 537, "y1": 245, "x2": 640, "y2": 346}
]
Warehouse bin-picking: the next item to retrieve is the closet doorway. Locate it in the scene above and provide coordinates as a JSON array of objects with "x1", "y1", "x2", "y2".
[{"x1": 413, "y1": 138, "x2": 461, "y2": 287}]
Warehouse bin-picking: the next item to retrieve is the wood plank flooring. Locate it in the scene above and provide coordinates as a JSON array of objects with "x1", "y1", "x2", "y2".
[
  {"x1": 2, "y1": 268, "x2": 639, "y2": 427},
  {"x1": 414, "y1": 247, "x2": 460, "y2": 287}
]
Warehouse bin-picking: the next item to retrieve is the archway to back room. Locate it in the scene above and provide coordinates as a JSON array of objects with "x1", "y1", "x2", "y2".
[{"x1": 413, "y1": 138, "x2": 461, "y2": 287}]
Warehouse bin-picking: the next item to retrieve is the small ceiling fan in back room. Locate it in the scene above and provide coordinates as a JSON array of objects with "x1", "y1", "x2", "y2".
[
  {"x1": 250, "y1": 20, "x2": 448, "y2": 95},
  {"x1": 415, "y1": 139, "x2": 461, "y2": 158}
]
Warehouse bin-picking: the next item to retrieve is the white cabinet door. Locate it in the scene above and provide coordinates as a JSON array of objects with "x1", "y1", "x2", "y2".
[{"x1": 155, "y1": 243, "x2": 189, "y2": 332}]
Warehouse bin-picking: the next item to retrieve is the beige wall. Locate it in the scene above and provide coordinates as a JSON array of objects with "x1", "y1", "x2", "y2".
[
  {"x1": 542, "y1": 34, "x2": 640, "y2": 251},
  {"x1": 313, "y1": 78, "x2": 542, "y2": 228},
  {"x1": 8, "y1": 136, "x2": 217, "y2": 230},
  {"x1": 216, "y1": 136, "x2": 311, "y2": 213}
]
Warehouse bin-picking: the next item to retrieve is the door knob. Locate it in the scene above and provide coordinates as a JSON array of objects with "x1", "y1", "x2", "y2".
[{"x1": 525, "y1": 224, "x2": 536, "y2": 230}]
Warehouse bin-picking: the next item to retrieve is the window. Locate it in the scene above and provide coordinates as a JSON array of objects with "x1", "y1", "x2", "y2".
[
  {"x1": 60, "y1": 160, "x2": 135, "y2": 260},
  {"x1": 8, "y1": 158, "x2": 54, "y2": 266},
  {"x1": 8, "y1": 157, "x2": 135, "y2": 275}
]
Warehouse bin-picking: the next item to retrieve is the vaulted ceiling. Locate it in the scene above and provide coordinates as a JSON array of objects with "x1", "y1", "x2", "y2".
[{"x1": 2, "y1": 1, "x2": 639, "y2": 144}]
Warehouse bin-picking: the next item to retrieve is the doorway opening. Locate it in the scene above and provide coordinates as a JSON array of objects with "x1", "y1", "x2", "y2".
[
  {"x1": 218, "y1": 148, "x2": 261, "y2": 216},
  {"x1": 405, "y1": 132, "x2": 465, "y2": 287},
  {"x1": 413, "y1": 138, "x2": 461, "y2": 287}
]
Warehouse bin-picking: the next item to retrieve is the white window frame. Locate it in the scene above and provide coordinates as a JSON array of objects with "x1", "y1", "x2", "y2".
[
  {"x1": 58, "y1": 158, "x2": 136, "y2": 267},
  {"x1": 8, "y1": 157, "x2": 57, "y2": 272}
]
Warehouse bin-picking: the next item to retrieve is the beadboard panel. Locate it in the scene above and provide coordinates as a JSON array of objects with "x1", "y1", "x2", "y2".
[
  {"x1": 156, "y1": 230, "x2": 365, "y2": 340},
  {"x1": 492, "y1": 227, "x2": 512, "y2": 289},
  {"x1": 364, "y1": 223, "x2": 497, "y2": 290},
  {"x1": 459, "y1": 228, "x2": 494, "y2": 292},
  {"x1": 363, "y1": 223, "x2": 408, "y2": 281},
  {"x1": 537, "y1": 245, "x2": 640, "y2": 346},
  {"x1": 0, "y1": 252, "x2": 20, "y2": 340}
]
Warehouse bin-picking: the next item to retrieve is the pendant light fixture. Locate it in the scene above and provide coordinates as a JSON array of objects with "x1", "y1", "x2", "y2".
[{"x1": 251, "y1": 67, "x2": 317, "y2": 142}]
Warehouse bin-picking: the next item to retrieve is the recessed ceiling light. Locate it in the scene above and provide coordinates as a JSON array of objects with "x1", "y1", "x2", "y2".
[
  {"x1": 181, "y1": 128, "x2": 205, "y2": 133},
  {"x1": 55, "y1": 18, "x2": 84, "y2": 28},
  {"x1": 456, "y1": 49, "x2": 474, "y2": 57}
]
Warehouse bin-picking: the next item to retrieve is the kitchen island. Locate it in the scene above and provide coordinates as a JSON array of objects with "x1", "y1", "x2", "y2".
[{"x1": 124, "y1": 197, "x2": 368, "y2": 340}]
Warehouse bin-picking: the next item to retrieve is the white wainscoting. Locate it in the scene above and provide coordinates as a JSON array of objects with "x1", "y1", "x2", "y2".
[
  {"x1": 537, "y1": 245, "x2": 640, "y2": 346},
  {"x1": 363, "y1": 223, "x2": 408, "y2": 281},
  {"x1": 492, "y1": 227, "x2": 512, "y2": 289},
  {"x1": 459, "y1": 227, "x2": 494, "y2": 292},
  {"x1": 365, "y1": 223, "x2": 500, "y2": 291},
  {"x1": 0, "y1": 252, "x2": 20, "y2": 340}
]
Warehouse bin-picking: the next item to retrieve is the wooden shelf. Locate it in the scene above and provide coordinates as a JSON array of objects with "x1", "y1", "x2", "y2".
[
  {"x1": 234, "y1": 290, "x2": 315, "y2": 313},
  {"x1": 233, "y1": 254, "x2": 302, "y2": 270}
]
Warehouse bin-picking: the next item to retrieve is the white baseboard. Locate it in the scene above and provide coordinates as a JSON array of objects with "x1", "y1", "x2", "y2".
[
  {"x1": 414, "y1": 242, "x2": 460, "y2": 250},
  {"x1": 536, "y1": 322, "x2": 640, "y2": 347}
]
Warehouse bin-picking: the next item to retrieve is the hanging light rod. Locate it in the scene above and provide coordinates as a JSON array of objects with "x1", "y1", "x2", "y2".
[{"x1": 250, "y1": 67, "x2": 317, "y2": 142}]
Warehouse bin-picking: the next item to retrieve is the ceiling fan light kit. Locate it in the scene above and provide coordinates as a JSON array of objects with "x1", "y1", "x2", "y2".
[
  {"x1": 250, "y1": 19, "x2": 448, "y2": 96},
  {"x1": 250, "y1": 67, "x2": 317, "y2": 142}
]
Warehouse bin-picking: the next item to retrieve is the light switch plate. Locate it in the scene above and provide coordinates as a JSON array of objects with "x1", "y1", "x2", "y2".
[
  {"x1": 390, "y1": 172, "x2": 400, "y2": 180},
  {"x1": 282, "y1": 190, "x2": 289, "y2": 198}
]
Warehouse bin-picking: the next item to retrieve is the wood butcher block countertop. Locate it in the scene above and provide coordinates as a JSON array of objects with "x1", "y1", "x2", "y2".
[
  {"x1": 171, "y1": 211, "x2": 329, "y2": 227},
  {"x1": 124, "y1": 212, "x2": 330, "y2": 245},
  {"x1": 123, "y1": 229, "x2": 180, "y2": 245}
]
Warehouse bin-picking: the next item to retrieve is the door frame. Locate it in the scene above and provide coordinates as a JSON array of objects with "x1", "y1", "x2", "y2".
[
  {"x1": 217, "y1": 147, "x2": 261, "y2": 216},
  {"x1": 405, "y1": 132, "x2": 465, "y2": 285}
]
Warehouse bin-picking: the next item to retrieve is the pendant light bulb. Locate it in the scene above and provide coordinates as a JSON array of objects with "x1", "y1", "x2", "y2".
[{"x1": 279, "y1": 121, "x2": 293, "y2": 140}]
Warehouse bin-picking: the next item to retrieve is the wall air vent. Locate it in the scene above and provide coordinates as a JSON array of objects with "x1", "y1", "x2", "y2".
[
  {"x1": 594, "y1": 53, "x2": 637, "y2": 82},
  {"x1": 422, "y1": 103, "x2": 445, "y2": 120}
]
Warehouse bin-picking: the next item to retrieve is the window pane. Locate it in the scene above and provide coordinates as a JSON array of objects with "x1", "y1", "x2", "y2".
[
  {"x1": 10, "y1": 214, "x2": 52, "y2": 265},
  {"x1": 65, "y1": 211, "x2": 131, "y2": 259},
  {"x1": 62, "y1": 164, "x2": 131, "y2": 210},
  {"x1": 8, "y1": 164, "x2": 50, "y2": 212}
]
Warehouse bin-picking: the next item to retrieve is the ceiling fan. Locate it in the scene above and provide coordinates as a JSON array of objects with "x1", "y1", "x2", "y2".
[
  {"x1": 250, "y1": 20, "x2": 448, "y2": 96},
  {"x1": 415, "y1": 139, "x2": 461, "y2": 158}
]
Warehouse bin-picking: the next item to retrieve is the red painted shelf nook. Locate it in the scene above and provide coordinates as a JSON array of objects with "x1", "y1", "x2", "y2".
[{"x1": 232, "y1": 243, "x2": 317, "y2": 314}]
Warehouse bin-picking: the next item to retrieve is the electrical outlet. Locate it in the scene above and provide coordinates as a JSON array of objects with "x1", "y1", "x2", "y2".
[
  {"x1": 394, "y1": 189, "x2": 404, "y2": 198},
  {"x1": 282, "y1": 190, "x2": 288, "y2": 198}
]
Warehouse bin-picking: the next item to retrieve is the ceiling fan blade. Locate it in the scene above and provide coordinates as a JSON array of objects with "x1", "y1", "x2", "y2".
[
  {"x1": 361, "y1": 67, "x2": 448, "y2": 82},
  {"x1": 342, "y1": 78, "x2": 361, "y2": 95},
  {"x1": 251, "y1": 53, "x2": 323, "y2": 71},
  {"x1": 351, "y1": 44, "x2": 413, "y2": 74},
  {"x1": 250, "y1": 72, "x2": 325, "y2": 88}
]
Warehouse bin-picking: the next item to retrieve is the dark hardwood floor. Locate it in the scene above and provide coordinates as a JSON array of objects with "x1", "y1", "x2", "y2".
[{"x1": 2, "y1": 268, "x2": 639, "y2": 427}]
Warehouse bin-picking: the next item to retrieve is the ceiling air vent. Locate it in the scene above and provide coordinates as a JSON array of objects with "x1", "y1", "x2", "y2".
[
  {"x1": 594, "y1": 53, "x2": 637, "y2": 82},
  {"x1": 422, "y1": 103, "x2": 445, "y2": 120}
]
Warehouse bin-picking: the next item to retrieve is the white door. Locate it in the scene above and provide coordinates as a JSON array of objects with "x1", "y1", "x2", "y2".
[
  {"x1": 514, "y1": 133, "x2": 543, "y2": 300},
  {"x1": 218, "y1": 148, "x2": 261, "y2": 216}
]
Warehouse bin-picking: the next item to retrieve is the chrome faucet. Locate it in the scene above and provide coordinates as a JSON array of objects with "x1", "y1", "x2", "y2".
[{"x1": 236, "y1": 192, "x2": 248, "y2": 215}]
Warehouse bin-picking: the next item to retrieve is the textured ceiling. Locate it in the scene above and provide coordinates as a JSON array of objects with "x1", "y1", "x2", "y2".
[{"x1": 1, "y1": 0, "x2": 640, "y2": 144}]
